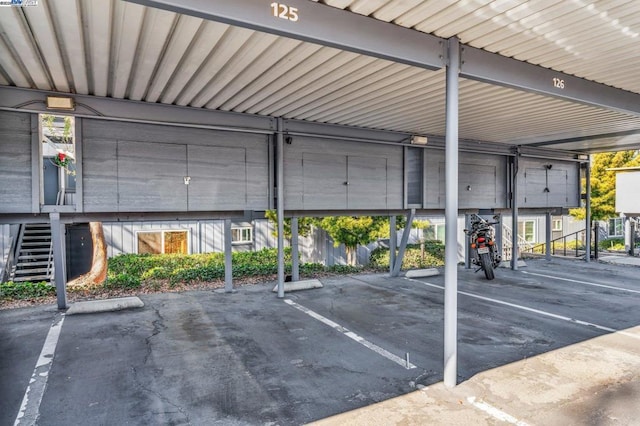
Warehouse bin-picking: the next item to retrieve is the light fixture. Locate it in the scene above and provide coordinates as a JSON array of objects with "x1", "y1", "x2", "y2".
[
  {"x1": 410, "y1": 135, "x2": 428, "y2": 145},
  {"x1": 46, "y1": 96, "x2": 75, "y2": 111}
]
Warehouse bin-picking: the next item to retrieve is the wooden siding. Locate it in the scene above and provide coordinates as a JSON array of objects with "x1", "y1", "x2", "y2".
[
  {"x1": 0, "y1": 111, "x2": 32, "y2": 213},
  {"x1": 424, "y1": 150, "x2": 508, "y2": 209},
  {"x1": 518, "y1": 159, "x2": 580, "y2": 208},
  {"x1": 81, "y1": 119, "x2": 269, "y2": 213},
  {"x1": 284, "y1": 136, "x2": 403, "y2": 210}
]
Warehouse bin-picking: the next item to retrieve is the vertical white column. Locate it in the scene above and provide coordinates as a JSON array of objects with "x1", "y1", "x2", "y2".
[
  {"x1": 444, "y1": 37, "x2": 460, "y2": 388},
  {"x1": 276, "y1": 118, "x2": 285, "y2": 298},
  {"x1": 49, "y1": 213, "x2": 67, "y2": 310},
  {"x1": 585, "y1": 157, "x2": 591, "y2": 262}
]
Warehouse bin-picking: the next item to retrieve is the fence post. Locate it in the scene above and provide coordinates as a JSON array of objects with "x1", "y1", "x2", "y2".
[{"x1": 593, "y1": 221, "x2": 599, "y2": 260}]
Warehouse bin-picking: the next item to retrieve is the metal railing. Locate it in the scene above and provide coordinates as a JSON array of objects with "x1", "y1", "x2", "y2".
[{"x1": 525, "y1": 229, "x2": 587, "y2": 258}]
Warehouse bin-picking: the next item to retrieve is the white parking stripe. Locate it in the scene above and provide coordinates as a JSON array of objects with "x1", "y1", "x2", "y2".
[
  {"x1": 406, "y1": 278, "x2": 640, "y2": 341},
  {"x1": 521, "y1": 271, "x2": 640, "y2": 294},
  {"x1": 467, "y1": 397, "x2": 529, "y2": 426},
  {"x1": 284, "y1": 299, "x2": 417, "y2": 369},
  {"x1": 15, "y1": 314, "x2": 65, "y2": 426}
]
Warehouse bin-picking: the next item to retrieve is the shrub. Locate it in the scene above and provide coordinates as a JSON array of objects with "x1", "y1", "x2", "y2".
[
  {"x1": 0, "y1": 281, "x2": 55, "y2": 300},
  {"x1": 370, "y1": 242, "x2": 445, "y2": 270},
  {"x1": 105, "y1": 273, "x2": 141, "y2": 289}
]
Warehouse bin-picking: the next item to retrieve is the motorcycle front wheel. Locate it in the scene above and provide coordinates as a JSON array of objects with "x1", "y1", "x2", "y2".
[{"x1": 479, "y1": 252, "x2": 495, "y2": 280}]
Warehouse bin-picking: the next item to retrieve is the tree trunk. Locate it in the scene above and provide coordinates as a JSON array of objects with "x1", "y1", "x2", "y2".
[
  {"x1": 346, "y1": 246, "x2": 356, "y2": 266},
  {"x1": 67, "y1": 222, "x2": 108, "y2": 287}
]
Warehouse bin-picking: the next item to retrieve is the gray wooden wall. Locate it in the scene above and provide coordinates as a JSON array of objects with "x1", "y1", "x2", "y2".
[
  {"x1": 82, "y1": 119, "x2": 270, "y2": 213},
  {"x1": 0, "y1": 224, "x2": 11, "y2": 278},
  {"x1": 0, "y1": 111, "x2": 33, "y2": 214}
]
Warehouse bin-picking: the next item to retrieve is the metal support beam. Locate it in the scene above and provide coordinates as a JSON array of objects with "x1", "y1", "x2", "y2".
[
  {"x1": 49, "y1": 212, "x2": 67, "y2": 310},
  {"x1": 495, "y1": 213, "x2": 503, "y2": 264},
  {"x1": 224, "y1": 219, "x2": 233, "y2": 292},
  {"x1": 292, "y1": 217, "x2": 299, "y2": 282},
  {"x1": 585, "y1": 158, "x2": 592, "y2": 262},
  {"x1": 389, "y1": 215, "x2": 396, "y2": 275},
  {"x1": 461, "y1": 46, "x2": 640, "y2": 116},
  {"x1": 276, "y1": 118, "x2": 285, "y2": 298},
  {"x1": 511, "y1": 156, "x2": 519, "y2": 271},
  {"x1": 444, "y1": 37, "x2": 460, "y2": 389},
  {"x1": 545, "y1": 212, "x2": 552, "y2": 261},
  {"x1": 126, "y1": 0, "x2": 444, "y2": 71},
  {"x1": 391, "y1": 209, "x2": 415, "y2": 277},
  {"x1": 0, "y1": 86, "x2": 275, "y2": 134}
]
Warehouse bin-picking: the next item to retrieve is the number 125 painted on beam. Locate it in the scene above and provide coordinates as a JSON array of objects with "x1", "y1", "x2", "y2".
[{"x1": 270, "y1": 2, "x2": 299, "y2": 22}]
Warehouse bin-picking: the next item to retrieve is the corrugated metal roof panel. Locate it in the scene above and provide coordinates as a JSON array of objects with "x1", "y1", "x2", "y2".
[{"x1": 0, "y1": 0, "x2": 638, "y2": 153}]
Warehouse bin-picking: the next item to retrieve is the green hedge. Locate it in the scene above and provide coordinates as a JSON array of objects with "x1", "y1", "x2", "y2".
[
  {"x1": 105, "y1": 248, "x2": 362, "y2": 289},
  {"x1": 0, "y1": 281, "x2": 55, "y2": 300},
  {"x1": 370, "y1": 241, "x2": 445, "y2": 270}
]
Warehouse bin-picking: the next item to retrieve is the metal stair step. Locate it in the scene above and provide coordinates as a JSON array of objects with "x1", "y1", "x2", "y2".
[
  {"x1": 20, "y1": 247, "x2": 51, "y2": 253},
  {"x1": 21, "y1": 242, "x2": 52, "y2": 247},
  {"x1": 26, "y1": 223, "x2": 51, "y2": 228},
  {"x1": 18, "y1": 254, "x2": 51, "y2": 260},
  {"x1": 16, "y1": 261, "x2": 52, "y2": 267},
  {"x1": 15, "y1": 267, "x2": 51, "y2": 275},
  {"x1": 12, "y1": 275, "x2": 52, "y2": 283},
  {"x1": 23, "y1": 235, "x2": 52, "y2": 240}
]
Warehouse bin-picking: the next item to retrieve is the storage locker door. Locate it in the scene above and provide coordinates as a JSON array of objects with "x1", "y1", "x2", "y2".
[
  {"x1": 458, "y1": 163, "x2": 497, "y2": 209},
  {"x1": 187, "y1": 145, "x2": 247, "y2": 211},
  {"x1": 0, "y1": 111, "x2": 32, "y2": 213},
  {"x1": 117, "y1": 141, "x2": 188, "y2": 212},
  {"x1": 83, "y1": 139, "x2": 118, "y2": 212},
  {"x1": 547, "y1": 169, "x2": 568, "y2": 207},
  {"x1": 302, "y1": 153, "x2": 347, "y2": 210},
  {"x1": 347, "y1": 155, "x2": 387, "y2": 209},
  {"x1": 523, "y1": 168, "x2": 547, "y2": 207}
]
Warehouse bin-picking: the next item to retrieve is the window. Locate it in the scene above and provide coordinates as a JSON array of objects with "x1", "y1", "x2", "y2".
[
  {"x1": 552, "y1": 219, "x2": 562, "y2": 231},
  {"x1": 232, "y1": 227, "x2": 253, "y2": 245},
  {"x1": 137, "y1": 230, "x2": 188, "y2": 254},
  {"x1": 518, "y1": 220, "x2": 536, "y2": 243},
  {"x1": 424, "y1": 223, "x2": 445, "y2": 242},
  {"x1": 608, "y1": 218, "x2": 623, "y2": 237}
]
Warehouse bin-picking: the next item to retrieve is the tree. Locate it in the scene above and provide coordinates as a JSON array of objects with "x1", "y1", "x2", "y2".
[
  {"x1": 264, "y1": 210, "x2": 317, "y2": 240},
  {"x1": 319, "y1": 216, "x2": 405, "y2": 265},
  {"x1": 570, "y1": 150, "x2": 640, "y2": 220},
  {"x1": 67, "y1": 222, "x2": 108, "y2": 287}
]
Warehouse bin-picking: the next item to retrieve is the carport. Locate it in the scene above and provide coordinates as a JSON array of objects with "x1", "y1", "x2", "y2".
[{"x1": 1, "y1": 0, "x2": 640, "y2": 390}]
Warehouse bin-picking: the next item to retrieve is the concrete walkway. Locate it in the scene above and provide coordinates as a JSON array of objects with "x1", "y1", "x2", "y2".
[{"x1": 312, "y1": 326, "x2": 640, "y2": 425}]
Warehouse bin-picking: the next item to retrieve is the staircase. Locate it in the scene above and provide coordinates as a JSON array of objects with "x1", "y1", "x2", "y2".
[
  {"x1": 10, "y1": 223, "x2": 55, "y2": 283},
  {"x1": 501, "y1": 224, "x2": 535, "y2": 261}
]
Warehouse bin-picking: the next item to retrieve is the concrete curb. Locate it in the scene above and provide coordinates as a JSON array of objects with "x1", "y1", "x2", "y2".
[
  {"x1": 405, "y1": 268, "x2": 440, "y2": 278},
  {"x1": 272, "y1": 279, "x2": 323, "y2": 293},
  {"x1": 66, "y1": 297, "x2": 144, "y2": 315}
]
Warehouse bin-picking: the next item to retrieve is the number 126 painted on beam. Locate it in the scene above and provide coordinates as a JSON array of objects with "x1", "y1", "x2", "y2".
[{"x1": 271, "y1": 2, "x2": 299, "y2": 22}]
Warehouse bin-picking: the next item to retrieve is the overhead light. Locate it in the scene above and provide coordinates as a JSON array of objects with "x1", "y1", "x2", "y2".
[
  {"x1": 410, "y1": 135, "x2": 428, "y2": 145},
  {"x1": 46, "y1": 96, "x2": 75, "y2": 111}
]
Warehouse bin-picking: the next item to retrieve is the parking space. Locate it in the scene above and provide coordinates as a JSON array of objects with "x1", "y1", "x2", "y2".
[{"x1": 2, "y1": 258, "x2": 639, "y2": 425}]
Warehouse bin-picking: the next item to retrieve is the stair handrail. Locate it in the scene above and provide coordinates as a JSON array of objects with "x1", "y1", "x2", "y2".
[
  {"x1": 3, "y1": 224, "x2": 25, "y2": 283},
  {"x1": 46, "y1": 230, "x2": 54, "y2": 279},
  {"x1": 525, "y1": 229, "x2": 586, "y2": 257}
]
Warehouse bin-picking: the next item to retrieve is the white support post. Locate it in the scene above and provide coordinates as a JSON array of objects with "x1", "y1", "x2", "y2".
[
  {"x1": 276, "y1": 118, "x2": 285, "y2": 298},
  {"x1": 49, "y1": 212, "x2": 67, "y2": 310},
  {"x1": 464, "y1": 214, "x2": 470, "y2": 269},
  {"x1": 444, "y1": 37, "x2": 460, "y2": 388},
  {"x1": 224, "y1": 218, "x2": 233, "y2": 292},
  {"x1": 511, "y1": 156, "x2": 519, "y2": 270}
]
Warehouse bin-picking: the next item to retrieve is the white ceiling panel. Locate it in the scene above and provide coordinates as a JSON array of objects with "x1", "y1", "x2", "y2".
[{"x1": 0, "y1": 0, "x2": 639, "y2": 153}]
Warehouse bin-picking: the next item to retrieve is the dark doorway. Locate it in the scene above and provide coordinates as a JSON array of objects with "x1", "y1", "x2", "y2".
[{"x1": 66, "y1": 224, "x2": 93, "y2": 280}]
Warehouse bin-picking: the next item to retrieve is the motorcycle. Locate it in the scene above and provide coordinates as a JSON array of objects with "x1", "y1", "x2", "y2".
[{"x1": 464, "y1": 214, "x2": 501, "y2": 280}]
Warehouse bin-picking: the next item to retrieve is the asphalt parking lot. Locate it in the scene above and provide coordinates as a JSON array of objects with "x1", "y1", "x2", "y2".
[{"x1": 2, "y1": 258, "x2": 639, "y2": 425}]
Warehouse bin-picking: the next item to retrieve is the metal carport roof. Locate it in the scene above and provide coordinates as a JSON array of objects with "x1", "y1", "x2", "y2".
[
  {"x1": 2, "y1": 0, "x2": 640, "y2": 390},
  {"x1": 0, "y1": 0, "x2": 639, "y2": 152}
]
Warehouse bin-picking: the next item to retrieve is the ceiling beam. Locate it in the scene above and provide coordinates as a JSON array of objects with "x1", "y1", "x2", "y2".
[
  {"x1": 125, "y1": 0, "x2": 445, "y2": 71},
  {"x1": 528, "y1": 129, "x2": 640, "y2": 148},
  {"x1": 461, "y1": 46, "x2": 640, "y2": 117}
]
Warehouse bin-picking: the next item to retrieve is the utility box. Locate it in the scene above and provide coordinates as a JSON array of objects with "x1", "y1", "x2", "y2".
[{"x1": 616, "y1": 169, "x2": 640, "y2": 216}]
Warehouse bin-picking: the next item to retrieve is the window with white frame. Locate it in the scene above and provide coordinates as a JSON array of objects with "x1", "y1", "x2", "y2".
[
  {"x1": 608, "y1": 218, "x2": 623, "y2": 237},
  {"x1": 552, "y1": 219, "x2": 562, "y2": 231},
  {"x1": 518, "y1": 220, "x2": 536, "y2": 243},
  {"x1": 232, "y1": 226, "x2": 253, "y2": 245},
  {"x1": 137, "y1": 230, "x2": 188, "y2": 254},
  {"x1": 424, "y1": 223, "x2": 445, "y2": 242}
]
